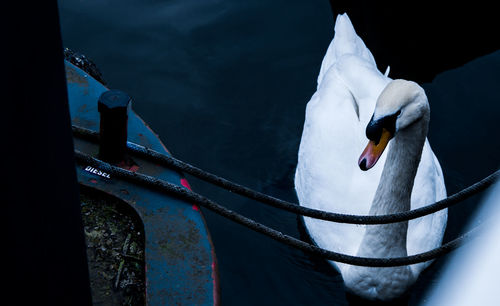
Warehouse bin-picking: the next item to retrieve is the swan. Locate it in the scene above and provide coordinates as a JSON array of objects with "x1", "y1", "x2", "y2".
[{"x1": 295, "y1": 14, "x2": 447, "y2": 301}]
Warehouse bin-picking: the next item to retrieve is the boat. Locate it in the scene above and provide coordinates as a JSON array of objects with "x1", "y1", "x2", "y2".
[{"x1": 65, "y1": 50, "x2": 220, "y2": 305}]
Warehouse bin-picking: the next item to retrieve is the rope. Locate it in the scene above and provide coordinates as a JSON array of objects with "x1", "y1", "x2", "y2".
[
  {"x1": 72, "y1": 125, "x2": 500, "y2": 225},
  {"x1": 73, "y1": 150, "x2": 480, "y2": 267}
]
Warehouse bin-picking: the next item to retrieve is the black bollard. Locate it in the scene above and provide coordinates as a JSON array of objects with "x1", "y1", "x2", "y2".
[{"x1": 98, "y1": 90, "x2": 131, "y2": 163}]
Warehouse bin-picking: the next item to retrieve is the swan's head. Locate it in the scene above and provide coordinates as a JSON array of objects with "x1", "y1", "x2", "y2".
[{"x1": 358, "y1": 79, "x2": 429, "y2": 171}]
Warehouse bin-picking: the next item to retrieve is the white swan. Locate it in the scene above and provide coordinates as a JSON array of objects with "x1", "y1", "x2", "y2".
[{"x1": 295, "y1": 14, "x2": 447, "y2": 301}]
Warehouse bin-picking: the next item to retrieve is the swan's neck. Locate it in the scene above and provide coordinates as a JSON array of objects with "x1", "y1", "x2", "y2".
[{"x1": 357, "y1": 114, "x2": 429, "y2": 258}]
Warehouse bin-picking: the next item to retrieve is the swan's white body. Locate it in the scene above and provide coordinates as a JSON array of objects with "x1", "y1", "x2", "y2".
[{"x1": 294, "y1": 14, "x2": 447, "y2": 301}]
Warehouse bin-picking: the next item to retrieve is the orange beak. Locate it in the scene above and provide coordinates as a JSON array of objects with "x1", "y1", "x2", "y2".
[{"x1": 358, "y1": 128, "x2": 392, "y2": 171}]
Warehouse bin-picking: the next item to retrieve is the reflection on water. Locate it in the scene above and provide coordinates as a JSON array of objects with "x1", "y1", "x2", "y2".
[{"x1": 59, "y1": 0, "x2": 500, "y2": 304}]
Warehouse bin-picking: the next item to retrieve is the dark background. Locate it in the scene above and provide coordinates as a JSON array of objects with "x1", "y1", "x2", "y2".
[
  {"x1": 5, "y1": 0, "x2": 499, "y2": 305},
  {"x1": 4, "y1": 1, "x2": 91, "y2": 305},
  {"x1": 330, "y1": 1, "x2": 499, "y2": 83}
]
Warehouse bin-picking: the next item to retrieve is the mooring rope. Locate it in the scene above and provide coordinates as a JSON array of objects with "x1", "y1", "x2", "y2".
[
  {"x1": 74, "y1": 149, "x2": 481, "y2": 267},
  {"x1": 72, "y1": 125, "x2": 499, "y2": 225}
]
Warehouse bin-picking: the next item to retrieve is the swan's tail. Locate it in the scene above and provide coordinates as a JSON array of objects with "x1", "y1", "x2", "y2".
[{"x1": 317, "y1": 13, "x2": 377, "y2": 85}]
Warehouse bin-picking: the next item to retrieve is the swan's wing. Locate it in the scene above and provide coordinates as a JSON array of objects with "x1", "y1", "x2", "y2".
[
  {"x1": 296, "y1": 13, "x2": 392, "y2": 274},
  {"x1": 317, "y1": 14, "x2": 390, "y2": 123},
  {"x1": 295, "y1": 87, "x2": 373, "y2": 273},
  {"x1": 296, "y1": 62, "x2": 387, "y2": 275},
  {"x1": 318, "y1": 13, "x2": 376, "y2": 86},
  {"x1": 407, "y1": 139, "x2": 448, "y2": 274}
]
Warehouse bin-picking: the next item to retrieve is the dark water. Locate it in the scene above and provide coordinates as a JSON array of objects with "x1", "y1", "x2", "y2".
[{"x1": 58, "y1": 1, "x2": 500, "y2": 304}]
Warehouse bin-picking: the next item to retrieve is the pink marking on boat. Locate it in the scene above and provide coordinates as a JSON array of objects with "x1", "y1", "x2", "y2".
[
  {"x1": 89, "y1": 179, "x2": 98, "y2": 184},
  {"x1": 192, "y1": 205, "x2": 200, "y2": 211},
  {"x1": 212, "y1": 260, "x2": 220, "y2": 305},
  {"x1": 128, "y1": 164, "x2": 140, "y2": 172},
  {"x1": 180, "y1": 178, "x2": 192, "y2": 190}
]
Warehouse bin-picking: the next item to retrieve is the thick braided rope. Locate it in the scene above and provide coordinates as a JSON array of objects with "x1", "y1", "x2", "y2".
[
  {"x1": 72, "y1": 125, "x2": 499, "y2": 225},
  {"x1": 74, "y1": 150, "x2": 479, "y2": 267}
]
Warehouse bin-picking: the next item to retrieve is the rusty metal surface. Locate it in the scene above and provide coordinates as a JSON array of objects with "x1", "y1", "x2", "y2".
[{"x1": 66, "y1": 61, "x2": 219, "y2": 305}]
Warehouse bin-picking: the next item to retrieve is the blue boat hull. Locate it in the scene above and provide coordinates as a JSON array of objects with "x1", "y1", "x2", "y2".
[{"x1": 66, "y1": 60, "x2": 220, "y2": 305}]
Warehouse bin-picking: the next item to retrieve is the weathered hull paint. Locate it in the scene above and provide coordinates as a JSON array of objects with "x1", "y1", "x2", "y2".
[{"x1": 66, "y1": 61, "x2": 220, "y2": 305}]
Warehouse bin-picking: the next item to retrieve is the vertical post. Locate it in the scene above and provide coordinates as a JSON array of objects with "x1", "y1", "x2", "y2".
[
  {"x1": 3, "y1": 1, "x2": 92, "y2": 305},
  {"x1": 98, "y1": 90, "x2": 131, "y2": 163}
]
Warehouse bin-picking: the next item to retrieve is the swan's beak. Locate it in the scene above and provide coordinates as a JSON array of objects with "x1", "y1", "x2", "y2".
[{"x1": 358, "y1": 128, "x2": 392, "y2": 171}]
